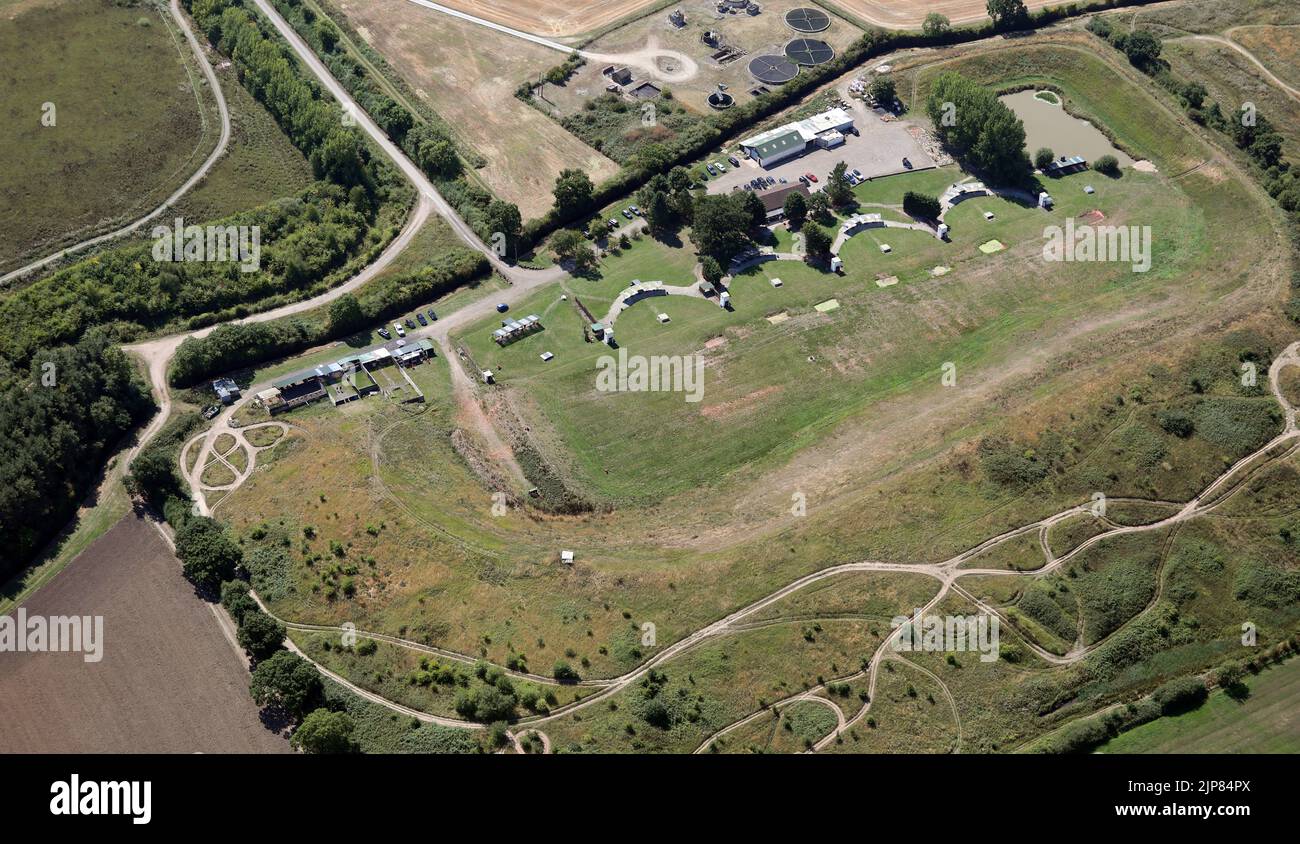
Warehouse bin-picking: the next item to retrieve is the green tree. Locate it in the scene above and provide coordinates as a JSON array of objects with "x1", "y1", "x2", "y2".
[
  {"x1": 553, "y1": 660, "x2": 581, "y2": 683},
  {"x1": 327, "y1": 294, "x2": 365, "y2": 335},
  {"x1": 868, "y1": 76, "x2": 897, "y2": 107},
  {"x1": 986, "y1": 0, "x2": 1028, "y2": 30},
  {"x1": 738, "y1": 189, "x2": 767, "y2": 229},
  {"x1": 237, "y1": 611, "x2": 286, "y2": 662},
  {"x1": 783, "y1": 190, "x2": 808, "y2": 229},
  {"x1": 553, "y1": 169, "x2": 595, "y2": 219},
  {"x1": 803, "y1": 223, "x2": 832, "y2": 257},
  {"x1": 1034, "y1": 147, "x2": 1056, "y2": 170},
  {"x1": 552, "y1": 228, "x2": 596, "y2": 273},
  {"x1": 291, "y1": 709, "x2": 356, "y2": 753},
  {"x1": 483, "y1": 200, "x2": 523, "y2": 255},
  {"x1": 807, "y1": 190, "x2": 833, "y2": 223},
  {"x1": 249, "y1": 651, "x2": 323, "y2": 718},
  {"x1": 1122, "y1": 30, "x2": 1162, "y2": 69},
  {"x1": 646, "y1": 190, "x2": 674, "y2": 233},
  {"x1": 668, "y1": 165, "x2": 694, "y2": 193},
  {"x1": 406, "y1": 125, "x2": 461, "y2": 178},
  {"x1": 928, "y1": 72, "x2": 1031, "y2": 184},
  {"x1": 176, "y1": 517, "x2": 242, "y2": 591},
  {"x1": 701, "y1": 256, "x2": 724, "y2": 285},
  {"x1": 902, "y1": 191, "x2": 942, "y2": 220},
  {"x1": 826, "y1": 161, "x2": 854, "y2": 207},
  {"x1": 922, "y1": 12, "x2": 951, "y2": 38},
  {"x1": 1093, "y1": 154, "x2": 1121, "y2": 176},
  {"x1": 690, "y1": 194, "x2": 754, "y2": 261},
  {"x1": 220, "y1": 581, "x2": 259, "y2": 625}
]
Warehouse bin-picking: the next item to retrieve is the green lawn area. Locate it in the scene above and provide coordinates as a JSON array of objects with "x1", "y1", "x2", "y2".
[
  {"x1": 454, "y1": 155, "x2": 1209, "y2": 509},
  {"x1": 0, "y1": 0, "x2": 214, "y2": 272},
  {"x1": 1098, "y1": 658, "x2": 1300, "y2": 753}
]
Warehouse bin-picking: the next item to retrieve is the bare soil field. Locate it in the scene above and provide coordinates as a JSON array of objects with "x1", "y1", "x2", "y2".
[
  {"x1": 824, "y1": 0, "x2": 1058, "y2": 28},
  {"x1": 427, "y1": 0, "x2": 662, "y2": 38},
  {"x1": 0, "y1": 515, "x2": 288, "y2": 753},
  {"x1": 335, "y1": 0, "x2": 619, "y2": 216}
]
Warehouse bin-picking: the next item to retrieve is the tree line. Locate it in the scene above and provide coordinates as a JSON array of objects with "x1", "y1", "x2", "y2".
[
  {"x1": 168, "y1": 245, "x2": 488, "y2": 386},
  {"x1": 0, "y1": 186, "x2": 386, "y2": 370},
  {"x1": 0, "y1": 331, "x2": 155, "y2": 580}
]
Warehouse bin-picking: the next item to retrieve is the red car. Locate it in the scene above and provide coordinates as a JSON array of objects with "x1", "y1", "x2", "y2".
[{"x1": 805, "y1": 172, "x2": 818, "y2": 183}]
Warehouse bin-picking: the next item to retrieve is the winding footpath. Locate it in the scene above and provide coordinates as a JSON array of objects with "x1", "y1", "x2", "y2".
[
  {"x1": 42, "y1": 1, "x2": 1300, "y2": 754},
  {"x1": 250, "y1": 341, "x2": 1299, "y2": 753},
  {"x1": 0, "y1": 0, "x2": 232, "y2": 286}
]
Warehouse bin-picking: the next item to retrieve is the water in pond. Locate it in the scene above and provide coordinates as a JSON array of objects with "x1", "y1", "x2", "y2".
[{"x1": 1001, "y1": 89, "x2": 1134, "y2": 167}]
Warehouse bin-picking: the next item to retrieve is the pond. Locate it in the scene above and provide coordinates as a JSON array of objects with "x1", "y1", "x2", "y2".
[{"x1": 1001, "y1": 89, "x2": 1134, "y2": 168}]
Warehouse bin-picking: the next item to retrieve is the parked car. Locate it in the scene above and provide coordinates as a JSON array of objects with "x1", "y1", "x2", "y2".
[
  {"x1": 427, "y1": 309, "x2": 437, "y2": 321},
  {"x1": 705, "y1": 163, "x2": 717, "y2": 175},
  {"x1": 416, "y1": 312, "x2": 428, "y2": 326},
  {"x1": 608, "y1": 218, "x2": 619, "y2": 230},
  {"x1": 902, "y1": 157, "x2": 913, "y2": 169},
  {"x1": 378, "y1": 326, "x2": 391, "y2": 339},
  {"x1": 778, "y1": 176, "x2": 788, "y2": 184},
  {"x1": 727, "y1": 155, "x2": 740, "y2": 167},
  {"x1": 630, "y1": 206, "x2": 642, "y2": 216},
  {"x1": 851, "y1": 169, "x2": 864, "y2": 180},
  {"x1": 714, "y1": 161, "x2": 726, "y2": 172},
  {"x1": 496, "y1": 303, "x2": 509, "y2": 313},
  {"x1": 202, "y1": 405, "x2": 221, "y2": 420},
  {"x1": 805, "y1": 172, "x2": 818, "y2": 183},
  {"x1": 621, "y1": 208, "x2": 634, "y2": 219},
  {"x1": 393, "y1": 322, "x2": 405, "y2": 337},
  {"x1": 798, "y1": 175, "x2": 809, "y2": 186},
  {"x1": 405, "y1": 318, "x2": 415, "y2": 329}
]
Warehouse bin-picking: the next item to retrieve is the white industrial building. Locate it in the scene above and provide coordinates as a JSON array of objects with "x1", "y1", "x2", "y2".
[{"x1": 739, "y1": 108, "x2": 855, "y2": 167}]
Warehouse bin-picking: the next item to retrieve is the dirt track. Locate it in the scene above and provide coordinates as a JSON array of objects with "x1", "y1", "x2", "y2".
[
  {"x1": 425, "y1": 0, "x2": 659, "y2": 38},
  {"x1": 0, "y1": 515, "x2": 289, "y2": 753}
]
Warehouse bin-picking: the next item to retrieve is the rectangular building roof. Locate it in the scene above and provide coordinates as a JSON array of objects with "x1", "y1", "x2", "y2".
[{"x1": 741, "y1": 127, "x2": 805, "y2": 160}]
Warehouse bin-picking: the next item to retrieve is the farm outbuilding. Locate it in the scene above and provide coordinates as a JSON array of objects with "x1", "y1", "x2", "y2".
[{"x1": 740, "y1": 107, "x2": 854, "y2": 168}]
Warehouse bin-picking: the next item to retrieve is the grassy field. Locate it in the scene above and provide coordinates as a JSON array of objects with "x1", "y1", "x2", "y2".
[
  {"x1": 1163, "y1": 37, "x2": 1300, "y2": 163},
  {"x1": 170, "y1": 62, "x2": 315, "y2": 223},
  {"x1": 215, "y1": 33, "x2": 1299, "y2": 752},
  {"x1": 1098, "y1": 658, "x2": 1300, "y2": 753},
  {"x1": 1231, "y1": 24, "x2": 1300, "y2": 89},
  {"x1": 0, "y1": 0, "x2": 216, "y2": 273},
  {"x1": 1129, "y1": 0, "x2": 1300, "y2": 36}
]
